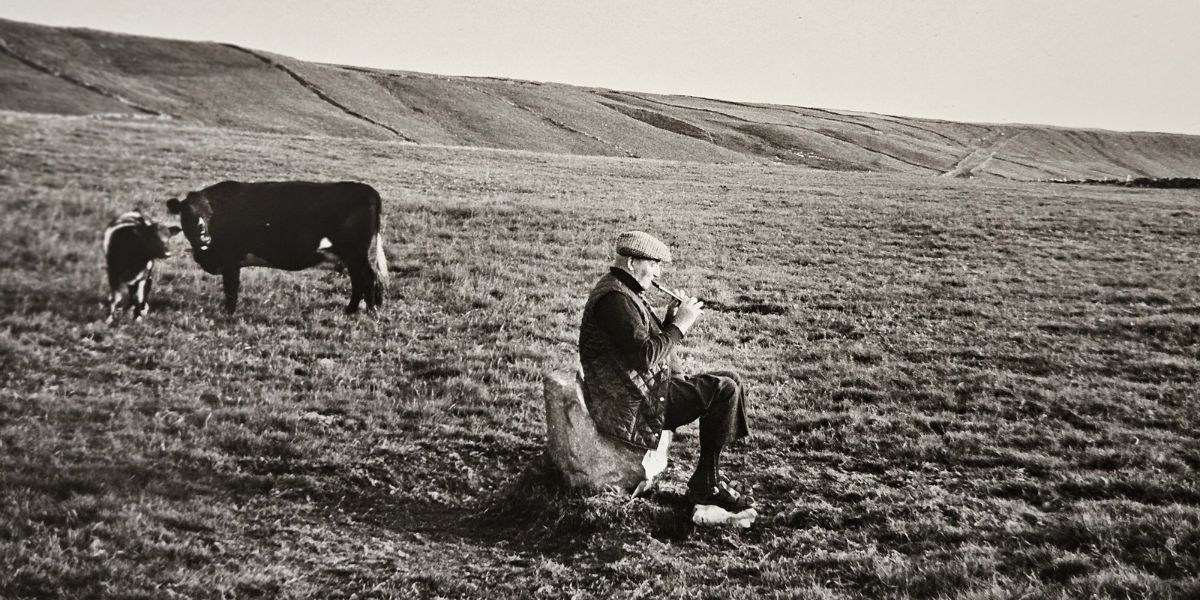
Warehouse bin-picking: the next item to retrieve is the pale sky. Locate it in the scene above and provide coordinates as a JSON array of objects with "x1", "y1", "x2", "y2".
[{"x1": 5, "y1": 0, "x2": 1198, "y2": 135}]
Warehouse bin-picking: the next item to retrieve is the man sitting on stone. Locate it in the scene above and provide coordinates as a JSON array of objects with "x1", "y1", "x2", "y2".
[{"x1": 578, "y1": 230, "x2": 752, "y2": 512}]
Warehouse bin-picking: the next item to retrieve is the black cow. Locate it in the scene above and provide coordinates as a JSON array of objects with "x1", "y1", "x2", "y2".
[
  {"x1": 165, "y1": 181, "x2": 389, "y2": 314},
  {"x1": 103, "y1": 210, "x2": 181, "y2": 324}
]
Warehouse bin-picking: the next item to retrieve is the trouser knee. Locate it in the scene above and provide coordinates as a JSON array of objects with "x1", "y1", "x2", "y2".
[{"x1": 713, "y1": 373, "x2": 742, "y2": 407}]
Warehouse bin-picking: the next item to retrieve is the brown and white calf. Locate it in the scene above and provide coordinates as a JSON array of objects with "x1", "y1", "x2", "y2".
[{"x1": 103, "y1": 211, "x2": 180, "y2": 323}]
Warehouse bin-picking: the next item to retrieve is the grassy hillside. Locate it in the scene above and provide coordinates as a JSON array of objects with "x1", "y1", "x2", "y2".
[
  {"x1": 1, "y1": 111, "x2": 1198, "y2": 598},
  {"x1": 3, "y1": 17, "x2": 1200, "y2": 180}
]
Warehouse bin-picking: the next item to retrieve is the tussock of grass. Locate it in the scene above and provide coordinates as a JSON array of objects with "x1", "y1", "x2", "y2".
[{"x1": 478, "y1": 454, "x2": 694, "y2": 546}]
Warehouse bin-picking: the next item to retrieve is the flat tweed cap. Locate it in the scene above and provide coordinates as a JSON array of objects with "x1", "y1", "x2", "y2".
[{"x1": 614, "y1": 230, "x2": 672, "y2": 263}]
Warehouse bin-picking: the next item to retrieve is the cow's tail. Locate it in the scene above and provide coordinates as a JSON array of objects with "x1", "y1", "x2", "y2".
[
  {"x1": 371, "y1": 189, "x2": 390, "y2": 283},
  {"x1": 372, "y1": 232, "x2": 389, "y2": 282}
]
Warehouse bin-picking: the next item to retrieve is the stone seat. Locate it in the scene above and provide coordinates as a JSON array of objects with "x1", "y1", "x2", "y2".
[{"x1": 543, "y1": 370, "x2": 672, "y2": 494}]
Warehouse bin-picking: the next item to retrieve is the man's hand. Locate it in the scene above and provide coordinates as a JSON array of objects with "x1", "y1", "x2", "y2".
[{"x1": 672, "y1": 295, "x2": 704, "y2": 334}]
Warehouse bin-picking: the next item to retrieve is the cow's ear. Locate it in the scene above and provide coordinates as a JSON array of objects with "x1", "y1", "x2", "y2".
[
  {"x1": 168, "y1": 226, "x2": 182, "y2": 237},
  {"x1": 166, "y1": 198, "x2": 181, "y2": 214}
]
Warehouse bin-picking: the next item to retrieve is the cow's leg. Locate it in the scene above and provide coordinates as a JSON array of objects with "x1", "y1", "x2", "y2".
[
  {"x1": 133, "y1": 276, "x2": 152, "y2": 320},
  {"x1": 106, "y1": 287, "x2": 123, "y2": 325},
  {"x1": 366, "y1": 267, "x2": 382, "y2": 311},
  {"x1": 126, "y1": 283, "x2": 139, "y2": 317},
  {"x1": 343, "y1": 244, "x2": 383, "y2": 313},
  {"x1": 351, "y1": 243, "x2": 382, "y2": 312},
  {"x1": 353, "y1": 260, "x2": 380, "y2": 312},
  {"x1": 222, "y1": 267, "x2": 241, "y2": 314},
  {"x1": 362, "y1": 257, "x2": 382, "y2": 310},
  {"x1": 345, "y1": 264, "x2": 364, "y2": 314},
  {"x1": 370, "y1": 279, "x2": 383, "y2": 311}
]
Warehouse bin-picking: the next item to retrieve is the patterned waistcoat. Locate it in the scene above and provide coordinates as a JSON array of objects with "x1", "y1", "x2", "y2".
[{"x1": 578, "y1": 272, "x2": 673, "y2": 450}]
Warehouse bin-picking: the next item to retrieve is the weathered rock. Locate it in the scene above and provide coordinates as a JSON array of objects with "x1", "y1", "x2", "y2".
[{"x1": 543, "y1": 370, "x2": 671, "y2": 494}]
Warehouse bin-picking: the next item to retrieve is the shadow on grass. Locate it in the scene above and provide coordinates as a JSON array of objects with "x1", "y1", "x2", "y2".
[
  {"x1": 7, "y1": 442, "x2": 731, "y2": 560},
  {"x1": 185, "y1": 450, "x2": 704, "y2": 554}
]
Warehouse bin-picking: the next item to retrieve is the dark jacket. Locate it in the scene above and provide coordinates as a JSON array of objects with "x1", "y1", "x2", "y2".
[{"x1": 578, "y1": 268, "x2": 684, "y2": 449}]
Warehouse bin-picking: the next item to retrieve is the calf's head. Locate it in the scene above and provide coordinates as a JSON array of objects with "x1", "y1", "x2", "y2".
[
  {"x1": 108, "y1": 211, "x2": 181, "y2": 259},
  {"x1": 144, "y1": 220, "x2": 183, "y2": 258}
]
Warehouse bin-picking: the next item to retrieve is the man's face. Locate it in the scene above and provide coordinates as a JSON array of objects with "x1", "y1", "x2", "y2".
[{"x1": 627, "y1": 257, "x2": 663, "y2": 289}]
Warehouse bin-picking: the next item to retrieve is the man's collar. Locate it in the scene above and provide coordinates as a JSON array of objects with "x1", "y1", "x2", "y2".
[{"x1": 608, "y1": 267, "x2": 645, "y2": 293}]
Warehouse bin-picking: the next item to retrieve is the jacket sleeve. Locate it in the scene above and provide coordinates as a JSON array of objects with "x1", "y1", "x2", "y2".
[{"x1": 593, "y1": 292, "x2": 683, "y2": 371}]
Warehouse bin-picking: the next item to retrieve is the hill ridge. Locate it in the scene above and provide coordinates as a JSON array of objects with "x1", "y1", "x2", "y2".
[{"x1": 2, "y1": 17, "x2": 1198, "y2": 180}]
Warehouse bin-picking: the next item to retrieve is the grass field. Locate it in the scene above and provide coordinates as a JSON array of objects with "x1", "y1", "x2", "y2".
[{"x1": 1, "y1": 111, "x2": 1198, "y2": 599}]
